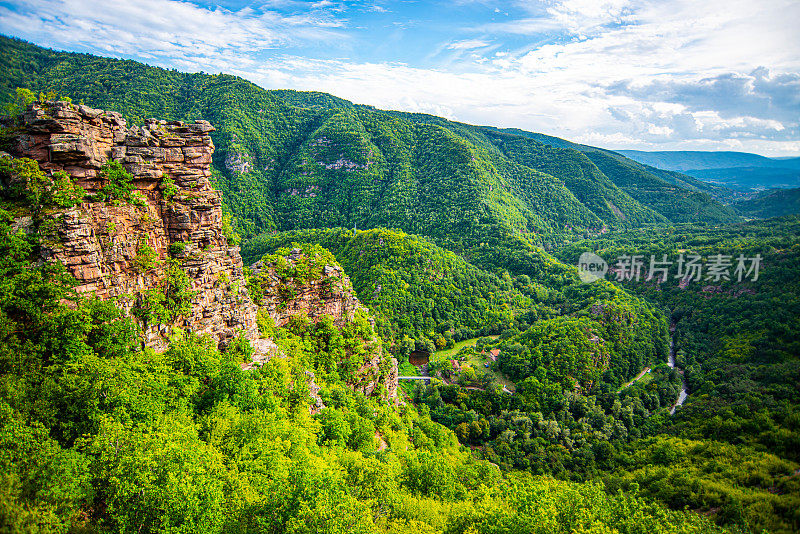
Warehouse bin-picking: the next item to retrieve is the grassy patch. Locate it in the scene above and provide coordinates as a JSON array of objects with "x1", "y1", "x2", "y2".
[
  {"x1": 618, "y1": 368, "x2": 653, "y2": 392},
  {"x1": 433, "y1": 336, "x2": 516, "y2": 392},
  {"x1": 398, "y1": 360, "x2": 418, "y2": 376},
  {"x1": 432, "y1": 336, "x2": 497, "y2": 361}
]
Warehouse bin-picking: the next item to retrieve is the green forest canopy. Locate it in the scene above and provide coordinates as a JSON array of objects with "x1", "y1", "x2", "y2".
[{"x1": 0, "y1": 35, "x2": 798, "y2": 534}]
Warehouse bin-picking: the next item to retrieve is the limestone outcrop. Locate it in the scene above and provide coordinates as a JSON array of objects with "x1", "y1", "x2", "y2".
[
  {"x1": 2, "y1": 100, "x2": 397, "y2": 402},
  {"x1": 3, "y1": 100, "x2": 258, "y2": 351},
  {"x1": 248, "y1": 248, "x2": 398, "y2": 400}
]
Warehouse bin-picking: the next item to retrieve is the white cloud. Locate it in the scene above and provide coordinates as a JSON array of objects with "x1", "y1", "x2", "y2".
[
  {"x1": 476, "y1": 17, "x2": 561, "y2": 35},
  {"x1": 0, "y1": 0, "x2": 347, "y2": 69},
  {"x1": 446, "y1": 39, "x2": 492, "y2": 50},
  {"x1": 546, "y1": 0, "x2": 635, "y2": 35},
  {"x1": 365, "y1": 4, "x2": 389, "y2": 13},
  {"x1": 1, "y1": 0, "x2": 798, "y2": 155}
]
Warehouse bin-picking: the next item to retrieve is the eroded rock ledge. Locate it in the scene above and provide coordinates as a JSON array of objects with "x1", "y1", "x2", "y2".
[
  {"x1": 248, "y1": 248, "x2": 398, "y2": 400},
  {"x1": 2, "y1": 100, "x2": 398, "y2": 402},
  {"x1": 3, "y1": 100, "x2": 258, "y2": 352}
]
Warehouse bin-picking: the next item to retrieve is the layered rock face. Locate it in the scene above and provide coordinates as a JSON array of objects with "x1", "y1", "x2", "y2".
[
  {"x1": 3, "y1": 100, "x2": 397, "y2": 401},
  {"x1": 4, "y1": 100, "x2": 259, "y2": 351},
  {"x1": 250, "y1": 250, "x2": 363, "y2": 329},
  {"x1": 249, "y1": 249, "x2": 398, "y2": 400}
]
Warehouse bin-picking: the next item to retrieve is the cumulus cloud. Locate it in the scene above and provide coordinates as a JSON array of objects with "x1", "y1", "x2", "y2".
[
  {"x1": 608, "y1": 70, "x2": 800, "y2": 123},
  {"x1": 0, "y1": 0, "x2": 346, "y2": 70}
]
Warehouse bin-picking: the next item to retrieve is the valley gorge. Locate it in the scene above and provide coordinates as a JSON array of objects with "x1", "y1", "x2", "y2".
[
  {"x1": 0, "y1": 34, "x2": 797, "y2": 534},
  {"x1": 0, "y1": 99, "x2": 397, "y2": 402}
]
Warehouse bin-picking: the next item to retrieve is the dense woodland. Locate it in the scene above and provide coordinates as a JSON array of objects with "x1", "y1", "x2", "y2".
[
  {"x1": 0, "y1": 35, "x2": 745, "y2": 248},
  {"x1": 0, "y1": 35, "x2": 798, "y2": 534},
  {"x1": 0, "y1": 200, "x2": 727, "y2": 533},
  {"x1": 554, "y1": 218, "x2": 800, "y2": 531}
]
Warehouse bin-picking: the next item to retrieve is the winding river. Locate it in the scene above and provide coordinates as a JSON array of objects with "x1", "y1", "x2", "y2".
[{"x1": 667, "y1": 325, "x2": 688, "y2": 414}]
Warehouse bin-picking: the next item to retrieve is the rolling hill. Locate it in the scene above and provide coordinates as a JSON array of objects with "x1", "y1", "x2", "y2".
[
  {"x1": 0, "y1": 35, "x2": 740, "y2": 251},
  {"x1": 618, "y1": 149, "x2": 800, "y2": 191}
]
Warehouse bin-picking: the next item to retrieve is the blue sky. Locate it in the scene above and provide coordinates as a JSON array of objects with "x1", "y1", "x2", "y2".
[{"x1": 1, "y1": 0, "x2": 799, "y2": 156}]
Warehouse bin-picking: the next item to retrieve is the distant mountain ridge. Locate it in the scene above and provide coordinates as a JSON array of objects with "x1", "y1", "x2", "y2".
[
  {"x1": 0, "y1": 35, "x2": 740, "y2": 249},
  {"x1": 617, "y1": 150, "x2": 800, "y2": 172},
  {"x1": 617, "y1": 150, "x2": 800, "y2": 191},
  {"x1": 688, "y1": 167, "x2": 800, "y2": 191},
  {"x1": 734, "y1": 187, "x2": 800, "y2": 219}
]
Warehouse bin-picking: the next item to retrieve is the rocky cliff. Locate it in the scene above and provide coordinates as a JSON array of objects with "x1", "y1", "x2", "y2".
[
  {"x1": 248, "y1": 246, "x2": 398, "y2": 400},
  {"x1": 1, "y1": 100, "x2": 397, "y2": 401},
  {"x1": 2, "y1": 100, "x2": 259, "y2": 352},
  {"x1": 249, "y1": 249, "x2": 363, "y2": 329}
]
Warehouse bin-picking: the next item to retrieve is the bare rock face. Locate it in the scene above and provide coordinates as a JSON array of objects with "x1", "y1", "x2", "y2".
[
  {"x1": 249, "y1": 249, "x2": 398, "y2": 401},
  {"x1": 3, "y1": 100, "x2": 397, "y2": 402},
  {"x1": 5, "y1": 101, "x2": 259, "y2": 352}
]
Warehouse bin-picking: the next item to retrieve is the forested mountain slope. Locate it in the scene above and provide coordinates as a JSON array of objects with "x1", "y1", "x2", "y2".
[
  {"x1": 0, "y1": 35, "x2": 740, "y2": 248},
  {"x1": 491, "y1": 129, "x2": 741, "y2": 207},
  {"x1": 553, "y1": 217, "x2": 800, "y2": 533},
  {"x1": 376, "y1": 117, "x2": 739, "y2": 218},
  {"x1": 244, "y1": 228, "x2": 528, "y2": 347},
  {"x1": 734, "y1": 187, "x2": 800, "y2": 218},
  {"x1": 244, "y1": 226, "x2": 668, "y2": 391},
  {"x1": 485, "y1": 132, "x2": 668, "y2": 226}
]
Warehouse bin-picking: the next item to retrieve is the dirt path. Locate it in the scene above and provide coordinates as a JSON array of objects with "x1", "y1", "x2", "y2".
[{"x1": 621, "y1": 367, "x2": 651, "y2": 389}]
